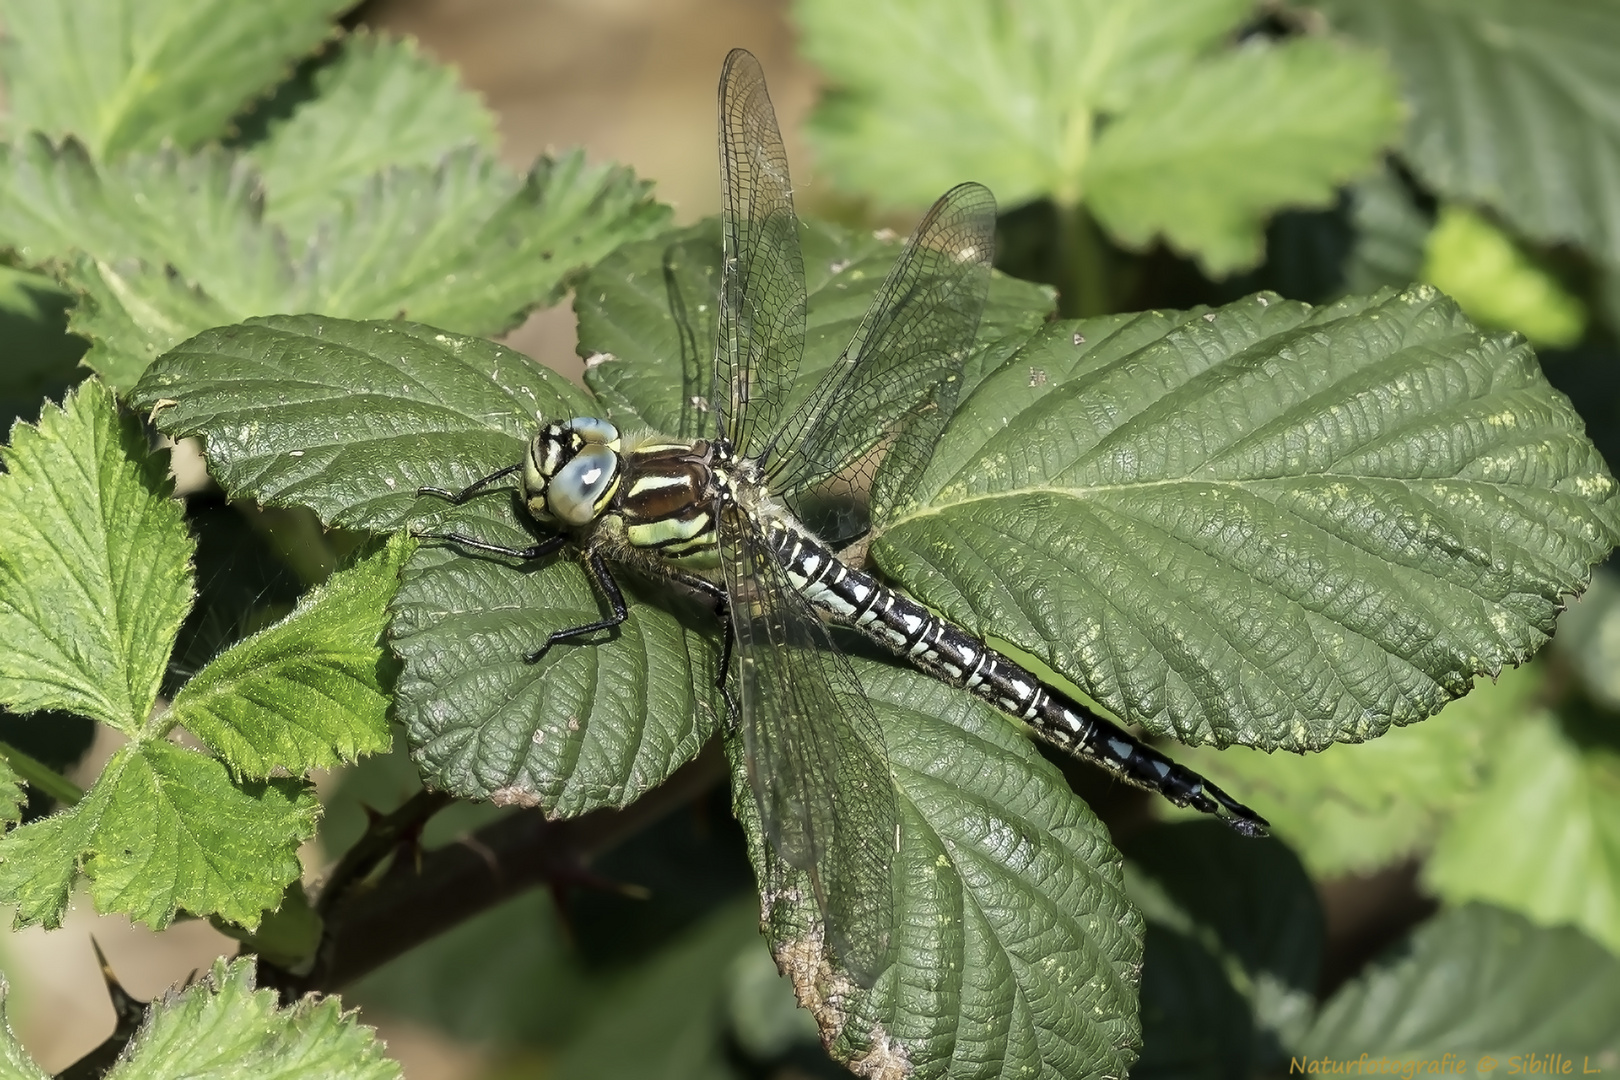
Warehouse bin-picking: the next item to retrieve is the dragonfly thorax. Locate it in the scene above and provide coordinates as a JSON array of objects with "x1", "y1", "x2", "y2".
[{"x1": 523, "y1": 416, "x2": 624, "y2": 527}]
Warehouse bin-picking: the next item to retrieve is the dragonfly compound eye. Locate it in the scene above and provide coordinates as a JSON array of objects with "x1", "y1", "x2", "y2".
[
  {"x1": 563, "y1": 417, "x2": 622, "y2": 447},
  {"x1": 548, "y1": 443, "x2": 621, "y2": 526}
]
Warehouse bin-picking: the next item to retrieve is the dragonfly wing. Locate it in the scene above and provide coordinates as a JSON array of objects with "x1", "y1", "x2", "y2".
[
  {"x1": 715, "y1": 48, "x2": 807, "y2": 458},
  {"x1": 768, "y1": 182, "x2": 997, "y2": 524},
  {"x1": 719, "y1": 504, "x2": 898, "y2": 985}
]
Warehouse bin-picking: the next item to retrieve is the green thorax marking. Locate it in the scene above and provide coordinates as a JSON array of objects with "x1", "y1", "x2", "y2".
[{"x1": 616, "y1": 437, "x2": 721, "y2": 569}]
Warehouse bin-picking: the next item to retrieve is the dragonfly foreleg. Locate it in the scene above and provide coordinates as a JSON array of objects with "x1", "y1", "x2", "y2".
[
  {"x1": 417, "y1": 464, "x2": 523, "y2": 504},
  {"x1": 526, "y1": 550, "x2": 630, "y2": 664}
]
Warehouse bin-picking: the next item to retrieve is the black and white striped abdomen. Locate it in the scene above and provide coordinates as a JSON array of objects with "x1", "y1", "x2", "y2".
[{"x1": 765, "y1": 522, "x2": 1267, "y2": 836}]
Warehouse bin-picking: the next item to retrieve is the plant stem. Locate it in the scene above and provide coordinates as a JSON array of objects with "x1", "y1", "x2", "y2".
[
  {"x1": 313, "y1": 788, "x2": 456, "y2": 916},
  {"x1": 0, "y1": 739, "x2": 83, "y2": 807},
  {"x1": 1056, "y1": 199, "x2": 1112, "y2": 318}
]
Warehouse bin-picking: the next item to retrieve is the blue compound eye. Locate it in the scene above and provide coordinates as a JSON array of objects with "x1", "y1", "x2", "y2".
[
  {"x1": 548, "y1": 444, "x2": 620, "y2": 526},
  {"x1": 564, "y1": 417, "x2": 621, "y2": 447}
]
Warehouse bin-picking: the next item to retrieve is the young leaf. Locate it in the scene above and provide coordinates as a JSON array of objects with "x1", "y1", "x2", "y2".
[
  {"x1": 249, "y1": 30, "x2": 500, "y2": 242},
  {"x1": 1318, "y1": 0, "x2": 1620, "y2": 267},
  {"x1": 131, "y1": 315, "x2": 598, "y2": 531},
  {"x1": 1176, "y1": 666, "x2": 1536, "y2": 877},
  {"x1": 0, "y1": 380, "x2": 194, "y2": 733},
  {"x1": 1423, "y1": 708, "x2": 1620, "y2": 957},
  {"x1": 0, "y1": 0, "x2": 348, "y2": 159},
  {"x1": 0, "y1": 740, "x2": 316, "y2": 930},
  {"x1": 1085, "y1": 38, "x2": 1403, "y2": 274},
  {"x1": 873, "y1": 289, "x2": 1620, "y2": 753},
  {"x1": 729, "y1": 660, "x2": 1143, "y2": 1080},
  {"x1": 797, "y1": 0, "x2": 1400, "y2": 273},
  {"x1": 1302, "y1": 904, "x2": 1620, "y2": 1055},
  {"x1": 162, "y1": 535, "x2": 409, "y2": 777},
  {"x1": 102, "y1": 957, "x2": 400, "y2": 1079}
]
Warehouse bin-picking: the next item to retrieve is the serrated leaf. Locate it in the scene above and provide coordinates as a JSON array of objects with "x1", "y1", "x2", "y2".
[
  {"x1": 130, "y1": 314, "x2": 595, "y2": 530},
  {"x1": 872, "y1": 288, "x2": 1620, "y2": 752},
  {"x1": 0, "y1": 0, "x2": 348, "y2": 159},
  {"x1": 1302, "y1": 904, "x2": 1620, "y2": 1056},
  {"x1": 1423, "y1": 707, "x2": 1620, "y2": 956},
  {"x1": 1318, "y1": 0, "x2": 1620, "y2": 267},
  {"x1": 0, "y1": 739, "x2": 316, "y2": 930},
  {"x1": 164, "y1": 535, "x2": 408, "y2": 777},
  {"x1": 0, "y1": 756, "x2": 22, "y2": 829},
  {"x1": 390, "y1": 544, "x2": 720, "y2": 810},
  {"x1": 1177, "y1": 666, "x2": 1535, "y2": 877},
  {"x1": 1422, "y1": 204, "x2": 1588, "y2": 348},
  {"x1": 102, "y1": 957, "x2": 400, "y2": 1080},
  {"x1": 729, "y1": 661, "x2": 1142, "y2": 1080},
  {"x1": 0, "y1": 380, "x2": 194, "y2": 732},
  {"x1": 250, "y1": 30, "x2": 499, "y2": 242},
  {"x1": 797, "y1": 0, "x2": 1399, "y2": 273},
  {"x1": 797, "y1": 0, "x2": 1256, "y2": 209},
  {"x1": 0, "y1": 980, "x2": 48, "y2": 1080},
  {"x1": 0, "y1": 138, "x2": 670, "y2": 390},
  {"x1": 574, "y1": 218, "x2": 1054, "y2": 440},
  {"x1": 1085, "y1": 38, "x2": 1403, "y2": 275}
]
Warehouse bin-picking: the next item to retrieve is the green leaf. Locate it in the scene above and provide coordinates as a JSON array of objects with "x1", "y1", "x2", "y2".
[
  {"x1": 1132, "y1": 926, "x2": 1255, "y2": 1080},
  {"x1": 1342, "y1": 166, "x2": 1433, "y2": 297},
  {"x1": 729, "y1": 660, "x2": 1143, "y2": 1080},
  {"x1": 0, "y1": 756, "x2": 21, "y2": 828},
  {"x1": 1423, "y1": 706, "x2": 1620, "y2": 956},
  {"x1": 1124, "y1": 822, "x2": 1320, "y2": 1058},
  {"x1": 550, "y1": 897, "x2": 766, "y2": 1080},
  {"x1": 391, "y1": 544, "x2": 721, "y2": 809},
  {"x1": 1085, "y1": 38, "x2": 1403, "y2": 274},
  {"x1": 1553, "y1": 569, "x2": 1620, "y2": 710},
  {"x1": 102, "y1": 957, "x2": 400, "y2": 1080},
  {"x1": 0, "y1": 380, "x2": 194, "y2": 733},
  {"x1": 0, "y1": 980, "x2": 49, "y2": 1080},
  {"x1": 249, "y1": 30, "x2": 500, "y2": 242},
  {"x1": 1317, "y1": 0, "x2": 1620, "y2": 266},
  {"x1": 574, "y1": 218, "x2": 1054, "y2": 440},
  {"x1": 872, "y1": 289, "x2": 1620, "y2": 752},
  {"x1": 131, "y1": 314, "x2": 595, "y2": 531},
  {"x1": 0, "y1": 0, "x2": 348, "y2": 159},
  {"x1": 1422, "y1": 204, "x2": 1588, "y2": 348},
  {"x1": 0, "y1": 266, "x2": 86, "y2": 426},
  {"x1": 1303, "y1": 904, "x2": 1620, "y2": 1056},
  {"x1": 0, "y1": 137, "x2": 671, "y2": 390},
  {"x1": 797, "y1": 0, "x2": 1400, "y2": 273},
  {"x1": 0, "y1": 739, "x2": 316, "y2": 930},
  {"x1": 163, "y1": 535, "x2": 408, "y2": 777},
  {"x1": 1177, "y1": 666, "x2": 1535, "y2": 877}
]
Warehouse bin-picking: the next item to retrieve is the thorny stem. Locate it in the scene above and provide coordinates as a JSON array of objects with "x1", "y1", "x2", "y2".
[{"x1": 313, "y1": 788, "x2": 455, "y2": 917}]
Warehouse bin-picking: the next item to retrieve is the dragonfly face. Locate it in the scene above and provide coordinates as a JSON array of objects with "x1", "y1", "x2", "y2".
[{"x1": 522, "y1": 417, "x2": 624, "y2": 527}]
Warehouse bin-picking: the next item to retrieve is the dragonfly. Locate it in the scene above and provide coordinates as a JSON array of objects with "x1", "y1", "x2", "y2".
[{"x1": 417, "y1": 48, "x2": 1267, "y2": 983}]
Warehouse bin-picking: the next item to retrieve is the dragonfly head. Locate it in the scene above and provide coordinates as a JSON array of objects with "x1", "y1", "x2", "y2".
[{"x1": 524, "y1": 417, "x2": 623, "y2": 527}]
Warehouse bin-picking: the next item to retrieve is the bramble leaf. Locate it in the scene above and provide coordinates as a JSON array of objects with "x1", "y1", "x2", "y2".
[
  {"x1": 874, "y1": 289, "x2": 1620, "y2": 752},
  {"x1": 0, "y1": 0, "x2": 347, "y2": 159},
  {"x1": 164, "y1": 535, "x2": 409, "y2": 777},
  {"x1": 0, "y1": 757, "x2": 23, "y2": 829},
  {"x1": 0, "y1": 379, "x2": 194, "y2": 733}
]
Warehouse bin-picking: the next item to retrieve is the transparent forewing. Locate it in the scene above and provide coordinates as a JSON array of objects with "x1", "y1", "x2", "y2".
[
  {"x1": 766, "y1": 183, "x2": 996, "y2": 517},
  {"x1": 719, "y1": 505, "x2": 898, "y2": 984},
  {"x1": 714, "y1": 49, "x2": 807, "y2": 459}
]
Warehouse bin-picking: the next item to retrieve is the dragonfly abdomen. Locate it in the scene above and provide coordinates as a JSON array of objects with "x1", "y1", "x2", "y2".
[{"x1": 769, "y1": 523, "x2": 1268, "y2": 837}]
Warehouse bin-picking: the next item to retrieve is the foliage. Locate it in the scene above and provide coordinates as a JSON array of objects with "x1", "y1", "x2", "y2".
[{"x1": 1, "y1": 0, "x2": 1618, "y2": 1078}]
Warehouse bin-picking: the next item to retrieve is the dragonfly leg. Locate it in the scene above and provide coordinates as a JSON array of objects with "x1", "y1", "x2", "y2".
[
  {"x1": 526, "y1": 550, "x2": 629, "y2": 664},
  {"x1": 417, "y1": 464, "x2": 522, "y2": 504},
  {"x1": 668, "y1": 572, "x2": 739, "y2": 720},
  {"x1": 417, "y1": 531, "x2": 568, "y2": 562}
]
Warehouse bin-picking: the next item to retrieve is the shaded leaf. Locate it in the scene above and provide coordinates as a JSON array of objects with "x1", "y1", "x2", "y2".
[
  {"x1": 0, "y1": 380, "x2": 194, "y2": 733},
  {"x1": 165, "y1": 535, "x2": 409, "y2": 777},
  {"x1": 106, "y1": 957, "x2": 400, "y2": 1080},
  {"x1": 0, "y1": 0, "x2": 347, "y2": 159},
  {"x1": 1342, "y1": 166, "x2": 1432, "y2": 297},
  {"x1": 873, "y1": 289, "x2": 1620, "y2": 752},
  {"x1": 729, "y1": 660, "x2": 1142, "y2": 1080},
  {"x1": 250, "y1": 30, "x2": 499, "y2": 242},
  {"x1": 1319, "y1": 0, "x2": 1620, "y2": 265},
  {"x1": 1303, "y1": 904, "x2": 1620, "y2": 1056},
  {"x1": 0, "y1": 739, "x2": 316, "y2": 930},
  {"x1": 1423, "y1": 707, "x2": 1620, "y2": 956},
  {"x1": 1086, "y1": 39, "x2": 1403, "y2": 274}
]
